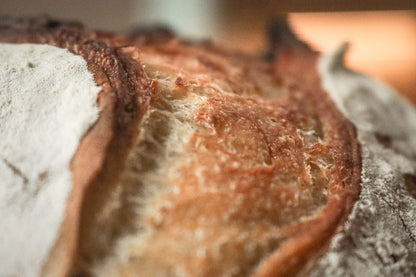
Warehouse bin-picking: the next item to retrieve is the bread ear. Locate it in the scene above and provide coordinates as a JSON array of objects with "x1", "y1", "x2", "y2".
[{"x1": 74, "y1": 19, "x2": 360, "y2": 277}]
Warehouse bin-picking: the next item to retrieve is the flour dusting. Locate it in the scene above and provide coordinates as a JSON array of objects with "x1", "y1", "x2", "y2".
[
  {"x1": 0, "y1": 43, "x2": 100, "y2": 277},
  {"x1": 311, "y1": 43, "x2": 416, "y2": 276}
]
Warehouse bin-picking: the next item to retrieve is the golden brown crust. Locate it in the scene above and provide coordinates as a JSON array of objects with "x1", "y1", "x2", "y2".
[
  {"x1": 100, "y1": 23, "x2": 361, "y2": 276},
  {"x1": 252, "y1": 27, "x2": 362, "y2": 276},
  {"x1": 0, "y1": 17, "x2": 362, "y2": 277}
]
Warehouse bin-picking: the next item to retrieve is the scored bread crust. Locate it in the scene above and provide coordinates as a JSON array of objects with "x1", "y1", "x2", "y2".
[
  {"x1": 114, "y1": 23, "x2": 361, "y2": 277},
  {"x1": 0, "y1": 18, "x2": 363, "y2": 276},
  {"x1": 76, "y1": 22, "x2": 360, "y2": 276},
  {"x1": 0, "y1": 17, "x2": 153, "y2": 277}
]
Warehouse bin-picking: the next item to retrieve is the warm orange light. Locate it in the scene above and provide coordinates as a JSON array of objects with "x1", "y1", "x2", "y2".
[{"x1": 290, "y1": 11, "x2": 416, "y2": 102}]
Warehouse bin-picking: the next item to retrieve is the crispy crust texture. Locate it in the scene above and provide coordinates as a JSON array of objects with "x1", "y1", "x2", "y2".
[
  {"x1": 252, "y1": 21, "x2": 362, "y2": 276},
  {"x1": 0, "y1": 18, "x2": 361, "y2": 277},
  {"x1": 107, "y1": 22, "x2": 361, "y2": 277},
  {"x1": 0, "y1": 17, "x2": 153, "y2": 277}
]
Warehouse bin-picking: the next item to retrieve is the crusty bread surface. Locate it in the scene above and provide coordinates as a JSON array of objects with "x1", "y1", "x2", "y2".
[{"x1": 0, "y1": 17, "x2": 415, "y2": 277}]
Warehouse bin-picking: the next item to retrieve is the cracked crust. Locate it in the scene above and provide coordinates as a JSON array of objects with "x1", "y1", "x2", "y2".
[
  {"x1": 71, "y1": 22, "x2": 361, "y2": 276},
  {"x1": 3, "y1": 17, "x2": 402, "y2": 277}
]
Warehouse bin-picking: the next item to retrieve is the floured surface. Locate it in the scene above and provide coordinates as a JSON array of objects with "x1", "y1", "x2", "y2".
[
  {"x1": 312, "y1": 44, "x2": 416, "y2": 276},
  {"x1": 0, "y1": 43, "x2": 100, "y2": 277}
]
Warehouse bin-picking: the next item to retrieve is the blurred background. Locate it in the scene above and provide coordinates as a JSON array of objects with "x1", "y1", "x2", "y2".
[{"x1": 1, "y1": 0, "x2": 415, "y2": 103}]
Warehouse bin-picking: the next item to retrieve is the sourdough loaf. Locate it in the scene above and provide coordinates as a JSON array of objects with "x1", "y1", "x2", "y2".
[{"x1": 0, "y1": 17, "x2": 415, "y2": 277}]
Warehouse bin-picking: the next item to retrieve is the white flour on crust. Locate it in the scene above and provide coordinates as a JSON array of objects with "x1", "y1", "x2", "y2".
[
  {"x1": 0, "y1": 43, "x2": 100, "y2": 277},
  {"x1": 311, "y1": 43, "x2": 416, "y2": 276}
]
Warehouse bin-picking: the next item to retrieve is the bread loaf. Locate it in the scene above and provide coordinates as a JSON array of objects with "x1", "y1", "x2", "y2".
[{"x1": 0, "y1": 17, "x2": 414, "y2": 277}]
